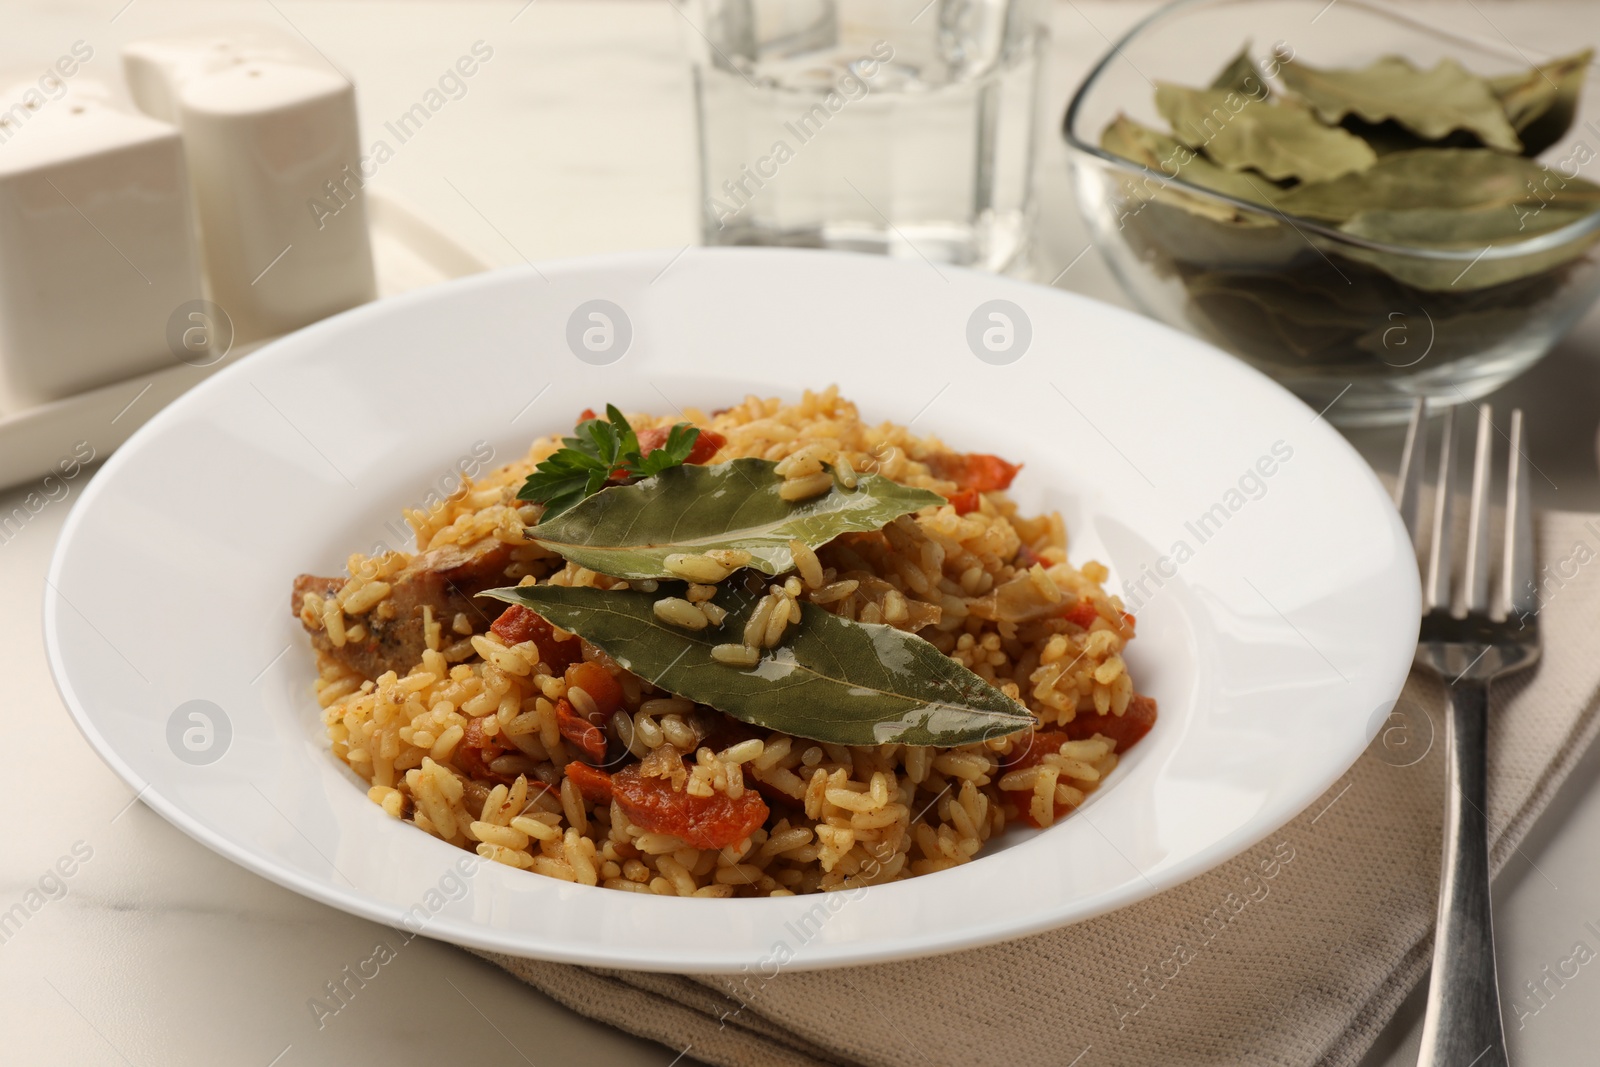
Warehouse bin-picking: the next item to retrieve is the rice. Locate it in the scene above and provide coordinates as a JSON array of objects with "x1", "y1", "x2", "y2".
[{"x1": 307, "y1": 387, "x2": 1151, "y2": 896}]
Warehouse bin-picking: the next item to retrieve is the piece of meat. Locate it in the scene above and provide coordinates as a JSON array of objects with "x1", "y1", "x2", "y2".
[
  {"x1": 291, "y1": 538, "x2": 515, "y2": 680},
  {"x1": 562, "y1": 761, "x2": 768, "y2": 849}
]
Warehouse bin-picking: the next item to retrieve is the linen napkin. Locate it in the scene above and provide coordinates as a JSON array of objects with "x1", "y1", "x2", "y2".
[{"x1": 478, "y1": 507, "x2": 1600, "y2": 1067}]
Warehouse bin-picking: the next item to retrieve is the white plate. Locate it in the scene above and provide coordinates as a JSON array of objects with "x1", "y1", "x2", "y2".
[{"x1": 45, "y1": 248, "x2": 1418, "y2": 972}]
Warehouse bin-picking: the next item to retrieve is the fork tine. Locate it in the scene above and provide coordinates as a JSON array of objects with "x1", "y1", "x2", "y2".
[
  {"x1": 1502, "y1": 408, "x2": 1534, "y2": 617},
  {"x1": 1464, "y1": 404, "x2": 1495, "y2": 612},
  {"x1": 1394, "y1": 398, "x2": 1427, "y2": 539},
  {"x1": 1425, "y1": 408, "x2": 1456, "y2": 612}
]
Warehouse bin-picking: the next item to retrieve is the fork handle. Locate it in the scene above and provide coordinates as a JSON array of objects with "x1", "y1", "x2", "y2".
[{"x1": 1417, "y1": 680, "x2": 1509, "y2": 1067}]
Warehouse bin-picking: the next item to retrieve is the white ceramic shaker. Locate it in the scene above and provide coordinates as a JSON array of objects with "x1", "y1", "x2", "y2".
[
  {"x1": 0, "y1": 75, "x2": 203, "y2": 412},
  {"x1": 123, "y1": 29, "x2": 376, "y2": 344}
]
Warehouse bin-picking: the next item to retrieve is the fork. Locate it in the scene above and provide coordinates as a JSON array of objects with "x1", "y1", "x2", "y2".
[{"x1": 1394, "y1": 399, "x2": 1539, "y2": 1067}]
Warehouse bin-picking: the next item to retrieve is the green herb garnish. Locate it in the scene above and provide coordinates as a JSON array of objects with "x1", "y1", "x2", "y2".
[{"x1": 517, "y1": 404, "x2": 700, "y2": 520}]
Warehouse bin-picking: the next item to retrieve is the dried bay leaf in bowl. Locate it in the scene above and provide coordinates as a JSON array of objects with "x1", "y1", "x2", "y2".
[
  {"x1": 1337, "y1": 116, "x2": 1491, "y2": 156},
  {"x1": 1210, "y1": 45, "x2": 1266, "y2": 96},
  {"x1": 1124, "y1": 200, "x2": 1305, "y2": 270},
  {"x1": 1338, "y1": 204, "x2": 1600, "y2": 290},
  {"x1": 1185, "y1": 250, "x2": 1581, "y2": 374},
  {"x1": 1274, "y1": 148, "x2": 1600, "y2": 222},
  {"x1": 1100, "y1": 113, "x2": 1280, "y2": 225},
  {"x1": 1183, "y1": 277, "x2": 1369, "y2": 368},
  {"x1": 1489, "y1": 48, "x2": 1594, "y2": 156},
  {"x1": 1090, "y1": 43, "x2": 1600, "y2": 380},
  {"x1": 1154, "y1": 83, "x2": 1378, "y2": 182},
  {"x1": 1354, "y1": 304, "x2": 1543, "y2": 362},
  {"x1": 1280, "y1": 55, "x2": 1522, "y2": 152}
]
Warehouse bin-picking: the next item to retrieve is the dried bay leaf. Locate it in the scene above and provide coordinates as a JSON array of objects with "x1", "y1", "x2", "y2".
[
  {"x1": 1210, "y1": 46, "x2": 1265, "y2": 96},
  {"x1": 1354, "y1": 304, "x2": 1538, "y2": 360},
  {"x1": 481, "y1": 583, "x2": 1035, "y2": 747},
  {"x1": 528, "y1": 457, "x2": 945, "y2": 581},
  {"x1": 1274, "y1": 148, "x2": 1600, "y2": 222},
  {"x1": 1280, "y1": 56, "x2": 1522, "y2": 153},
  {"x1": 1339, "y1": 205, "x2": 1600, "y2": 290},
  {"x1": 1488, "y1": 49, "x2": 1594, "y2": 156},
  {"x1": 1155, "y1": 83, "x2": 1377, "y2": 183},
  {"x1": 1337, "y1": 116, "x2": 1486, "y2": 156},
  {"x1": 1117, "y1": 198, "x2": 1304, "y2": 271},
  {"x1": 1340, "y1": 204, "x2": 1594, "y2": 246},
  {"x1": 1099, "y1": 113, "x2": 1278, "y2": 224}
]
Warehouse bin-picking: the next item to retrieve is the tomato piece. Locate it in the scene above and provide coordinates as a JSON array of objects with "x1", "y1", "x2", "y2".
[
  {"x1": 555, "y1": 697, "x2": 608, "y2": 763},
  {"x1": 489, "y1": 605, "x2": 581, "y2": 672},
  {"x1": 565, "y1": 661, "x2": 624, "y2": 718},
  {"x1": 947, "y1": 488, "x2": 982, "y2": 515},
  {"x1": 999, "y1": 729, "x2": 1072, "y2": 829},
  {"x1": 455, "y1": 715, "x2": 513, "y2": 784},
  {"x1": 957, "y1": 453, "x2": 1021, "y2": 493},
  {"x1": 686, "y1": 428, "x2": 726, "y2": 464},
  {"x1": 577, "y1": 408, "x2": 598, "y2": 423},
  {"x1": 1062, "y1": 693, "x2": 1158, "y2": 751},
  {"x1": 1001, "y1": 729, "x2": 1073, "y2": 774},
  {"x1": 998, "y1": 699, "x2": 1158, "y2": 828},
  {"x1": 610, "y1": 763, "x2": 768, "y2": 849},
  {"x1": 564, "y1": 761, "x2": 615, "y2": 805},
  {"x1": 490, "y1": 604, "x2": 540, "y2": 644},
  {"x1": 633, "y1": 426, "x2": 726, "y2": 465},
  {"x1": 1062, "y1": 599, "x2": 1100, "y2": 630},
  {"x1": 632, "y1": 426, "x2": 667, "y2": 457}
]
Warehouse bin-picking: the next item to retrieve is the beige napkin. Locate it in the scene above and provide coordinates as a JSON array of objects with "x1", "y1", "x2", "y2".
[{"x1": 478, "y1": 508, "x2": 1600, "y2": 1067}]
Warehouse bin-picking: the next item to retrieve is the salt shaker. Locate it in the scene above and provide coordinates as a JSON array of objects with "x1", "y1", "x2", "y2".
[
  {"x1": 124, "y1": 30, "x2": 376, "y2": 344},
  {"x1": 0, "y1": 77, "x2": 203, "y2": 412}
]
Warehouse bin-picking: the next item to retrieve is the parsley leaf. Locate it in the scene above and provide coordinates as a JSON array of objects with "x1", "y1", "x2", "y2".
[{"x1": 517, "y1": 405, "x2": 703, "y2": 520}]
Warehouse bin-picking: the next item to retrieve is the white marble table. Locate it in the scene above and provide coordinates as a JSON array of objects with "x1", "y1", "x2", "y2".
[{"x1": 4, "y1": 3, "x2": 1600, "y2": 1065}]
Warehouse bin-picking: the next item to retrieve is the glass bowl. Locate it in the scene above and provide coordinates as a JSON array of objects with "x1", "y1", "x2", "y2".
[{"x1": 1062, "y1": 0, "x2": 1600, "y2": 425}]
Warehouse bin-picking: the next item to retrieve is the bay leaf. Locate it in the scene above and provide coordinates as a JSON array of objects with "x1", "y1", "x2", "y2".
[
  {"x1": 529, "y1": 457, "x2": 946, "y2": 581},
  {"x1": 1155, "y1": 83, "x2": 1377, "y2": 183},
  {"x1": 1274, "y1": 148, "x2": 1600, "y2": 222},
  {"x1": 1337, "y1": 116, "x2": 1486, "y2": 156},
  {"x1": 1280, "y1": 56, "x2": 1522, "y2": 153},
  {"x1": 1355, "y1": 304, "x2": 1539, "y2": 361},
  {"x1": 1210, "y1": 46, "x2": 1265, "y2": 97},
  {"x1": 1488, "y1": 49, "x2": 1593, "y2": 156},
  {"x1": 1340, "y1": 204, "x2": 1593, "y2": 246},
  {"x1": 1185, "y1": 275, "x2": 1370, "y2": 367},
  {"x1": 481, "y1": 583, "x2": 1035, "y2": 747},
  {"x1": 1099, "y1": 113, "x2": 1278, "y2": 225},
  {"x1": 1338, "y1": 205, "x2": 1599, "y2": 291},
  {"x1": 1118, "y1": 197, "x2": 1305, "y2": 270}
]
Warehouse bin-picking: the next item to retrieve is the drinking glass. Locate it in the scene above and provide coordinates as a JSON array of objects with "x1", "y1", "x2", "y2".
[{"x1": 685, "y1": 0, "x2": 1047, "y2": 272}]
